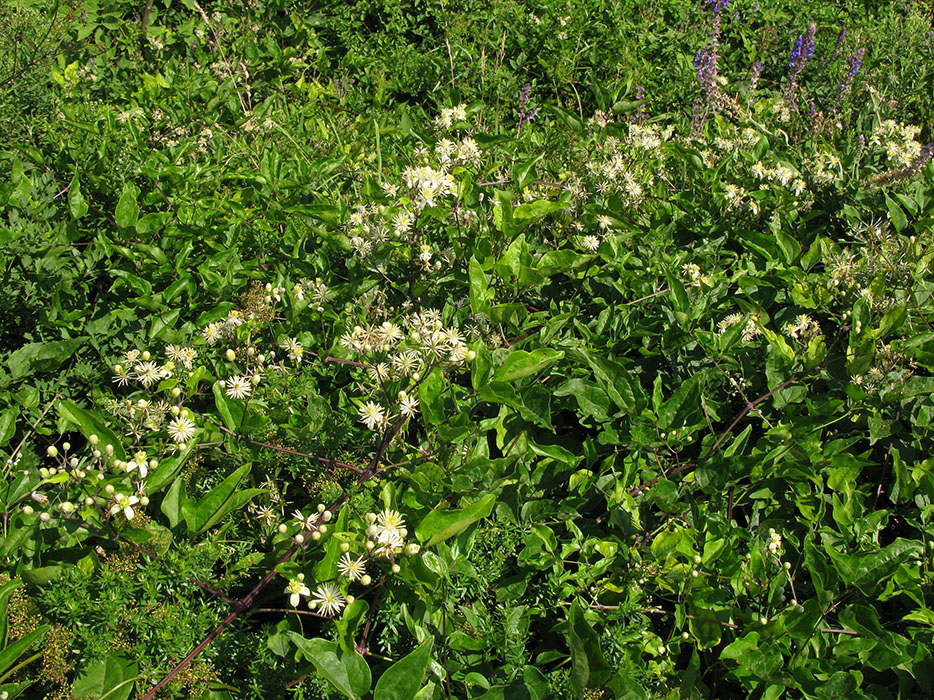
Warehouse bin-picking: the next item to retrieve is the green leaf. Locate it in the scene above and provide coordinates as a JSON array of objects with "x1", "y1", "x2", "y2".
[
  {"x1": 71, "y1": 653, "x2": 138, "y2": 700},
  {"x1": 8, "y1": 339, "x2": 86, "y2": 380},
  {"x1": 136, "y1": 212, "x2": 170, "y2": 235},
  {"x1": 469, "y1": 256, "x2": 494, "y2": 314},
  {"x1": 0, "y1": 406, "x2": 18, "y2": 448},
  {"x1": 335, "y1": 598, "x2": 369, "y2": 653},
  {"x1": 418, "y1": 366, "x2": 445, "y2": 426},
  {"x1": 58, "y1": 400, "x2": 126, "y2": 461},
  {"x1": 68, "y1": 173, "x2": 88, "y2": 219},
  {"x1": 554, "y1": 378, "x2": 611, "y2": 422},
  {"x1": 512, "y1": 153, "x2": 544, "y2": 191},
  {"x1": 0, "y1": 625, "x2": 49, "y2": 681},
  {"x1": 511, "y1": 200, "x2": 565, "y2": 227},
  {"x1": 20, "y1": 566, "x2": 62, "y2": 586},
  {"x1": 288, "y1": 635, "x2": 371, "y2": 700},
  {"x1": 567, "y1": 601, "x2": 613, "y2": 694},
  {"x1": 161, "y1": 478, "x2": 187, "y2": 528},
  {"x1": 373, "y1": 638, "x2": 432, "y2": 700},
  {"x1": 114, "y1": 187, "x2": 139, "y2": 229},
  {"x1": 212, "y1": 381, "x2": 245, "y2": 432},
  {"x1": 886, "y1": 195, "x2": 907, "y2": 233},
  {"x1": 492, "y1": 349, "x2": 563, "y2": 383},
  {"x1": 416, "y1": 493, "x2": 496, "y2": 547},
  {"x1": 182, "y1": 463, "x2": 260, "y2": 534}
]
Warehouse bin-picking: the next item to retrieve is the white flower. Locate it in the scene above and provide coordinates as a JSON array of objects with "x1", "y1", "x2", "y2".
[
  {"x1": 293, "y1": 510, "x2": 320, "y2": 530},
  {"x1": 310, "y1": 582, "x2": 345, "y2": 616},
  {"x1": 358, "y1": 401, "x2": 385, "y2": 431},
  {"x1": 580, "y1": 235, "x2": 601, "y2": 253},
  {"x1": 337, "y1": 553, "x2": 367, "y2": 581},
  {"x1": 166, "y1": 416, "x2": 196, "y2": 443},
  {"x1": 399, "y1": 393, "x2": 419, "y2": 418},
  {"x1": 134, "y1": 362, "x2": 162, "y2": 387},
  {"x1": 285, "y1": 574, "x2": 310, "y2": 607},
  {"x1": 285, "y1": 337, "x2": 304, "y2": 363},
  {"x1": 225, "y1": 375, "x2": 252, "y2": 400},
  {"x1": 110, "y1": 493, "x2": 139, "y2": 520},
  {"x1": 202, "y1": 323, "x2": 221, "y2": 345}
]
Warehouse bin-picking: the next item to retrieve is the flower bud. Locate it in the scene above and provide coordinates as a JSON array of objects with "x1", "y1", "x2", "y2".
[
  {"x1": 105, "y1": 444, "x2": 114, "y2": 456},
  {"x1": 317, "y1": 503, "x2": 326, "y2": 513},
  {"x1": 89, "y1": 434, "x2": 99, "y2": 445},
  {"x1": 681, "y1": 632, "x2": 689, "y2": 640},
  {"x1": 340, "y1": 542, "x2": 350, "y2": 553},
  {"x1": 466, "y1": 350, "x2": 476, "y2": 361},
  {"x1": 311, "y1": 531, "x2": 321, "y2": 541},
  {"x1": 226, "y1": 349, "x2": 236, "y2": 361},
  {"x1": 142, "y1": 351, "x2": 151, "y2": 361},
  {"x1": 405, "y1": 543, "x2": 420, "y2": 555},
  {"x1": 62, "y1": 442, "x2": 71, "y2": 451},
  {"x1": 360, "y1": 574, "x2": 372, "y2": 586},
  {"x1": 104, "y1": 484, "x2": 115, "y2": 495},
  {"x1": 61, "y1": 501, "x2": 75, "y2": 514},
  {"x1": 140, "y1": 496, "x2": 150, "y2": 506},
  {"x1": 318, "y1": 525, "x2": 327, "y2": 535},
  {"x1": 40, "y1": 512, "x2": 51, "y2": 522},
  {"x1": 39, "y1": 468, "x2": 50, "y2": 479},
  {"x1": 294, "y1": 534, "x2": 305, "y2": 544},
  {"x1": 278, "y1": 524, "x2": 287, "y2": 533},
  {"x1": 171, "y1": 387, "x2": 181, "y2": 398},
  {"x1": 46, "y1": 446, "x2": 58, "y2": 458},
  {"x1": 251, "y1": 374, "x2": 261, "y2": 385},
  {"x1": 345, "y1": 595, "x2": 355, "y2": 604},
  {"x1": 391, "y1": 563, "x2": 401, "y2": 574},
  {"x1": 84, "y1": 497, "x2": 94, "y2": 506},
  {"x1": 22, "y1": 505, "x2": 34, "y2": 516}
]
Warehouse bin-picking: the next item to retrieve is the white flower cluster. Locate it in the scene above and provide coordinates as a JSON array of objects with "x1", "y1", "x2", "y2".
[
  {"x1": 783, "y1": 314, "x2": 821, "y2": 342},
  {"x1": 808, "y1": 150, "x2": 842, "y2": 185},
  {"x1": 283, "y1": 507, "x2": 421, "y2": 617},
  {"x1": 629, "y1": 122, "x2": 674, "y2": 152},
  {"x1": 401, "y1": 164, "x2": 457, "y2": 212},
  {"x1": 340, "y1": 311, "x2": 475, "y2": 432},
  {"x1": 113, "y1": 348, "x2": 188, "y2": 388},
  {"x1": 585, "y1": 137, "x2": 653, "y2": 207},
  {"x1": 767, "y1": 528, "x2": 783, "y2": 555},
  {"x1": 718, "y1": 313, "x2": 762, "y2": 342},
  {"x1": 435, "y1": 136, "x2": 481, "y2": 169},
  {"x1": 751, "y1": 160, "x2": 806, "y2": 194},
  {"x1": 32, "y1": 435, "x2": 153, "y2": 527},
  {"x1": 871, "y1": 119, "x2": 923, "y2": 168},
  {"x1": 434, "y1": 103, "x2": 467, "y2": 129},
  {"x1": 713, "y1": 127, "x2": 759, "y2": 155},
  {"x1": 292, "y1": 277, "x2": 330, "y2": 311},
  {"x1": 681, "y1": 263, "x2": 709, "y2": 287}
]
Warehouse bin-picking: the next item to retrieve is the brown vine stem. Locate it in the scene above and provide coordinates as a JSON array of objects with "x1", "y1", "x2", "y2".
[
  {"x1": 189, "y1": 410, "x2": 364, "y2": 474},
  {"x1": 4, "y1": 392, "x2": 61, "y2": 480},
  {"x1": 75, "y1": 518, "x2": 237, "y2": 606},
  {"x1": 142, "y1": 397, "x2": 407, "y2": 698}
]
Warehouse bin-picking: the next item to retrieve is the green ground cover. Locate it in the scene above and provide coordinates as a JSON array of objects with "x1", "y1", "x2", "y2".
[{"x1": 1, "y1": 0, "x2": 934, "y2": 697}]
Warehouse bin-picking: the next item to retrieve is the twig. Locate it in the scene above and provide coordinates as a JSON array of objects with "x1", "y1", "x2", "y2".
[{"x1": 189, "y1": 410, "x2": 364, "y2": 474}]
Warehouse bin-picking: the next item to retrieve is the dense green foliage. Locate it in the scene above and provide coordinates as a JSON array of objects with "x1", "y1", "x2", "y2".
[{"x1": 1, "y1": 0, "x2": 934, "y2": 698}]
